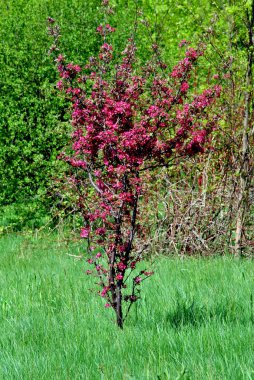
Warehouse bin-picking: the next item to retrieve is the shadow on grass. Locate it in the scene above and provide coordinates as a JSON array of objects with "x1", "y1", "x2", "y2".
[{"x1": 165, "y1": 299, "x2": 247, "y2": 328}]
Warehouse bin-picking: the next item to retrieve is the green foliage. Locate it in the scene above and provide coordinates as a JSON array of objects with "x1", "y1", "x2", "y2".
[
  {"x1": 0, "y1": 0, "x2": 101, "y2": 206},
  {"x1": 0, "y1": 0, "x2": 251, "y2": 231},
  {"x1": 0, "y1": 200, "x2": 49, "y2": 234}
]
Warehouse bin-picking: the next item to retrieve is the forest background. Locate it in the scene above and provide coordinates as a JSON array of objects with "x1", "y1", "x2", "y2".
[{"x1": 0, "y1": 0, "x2": 253, "y2": 256}]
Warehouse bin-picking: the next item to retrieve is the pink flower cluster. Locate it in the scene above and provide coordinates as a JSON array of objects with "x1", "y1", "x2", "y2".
[
  {"x1": 96, "y1": 23, "x2": 116, "y2": 36},
  {"x1": 52, "y1": 20, "x2": 221, "y2": 319}
]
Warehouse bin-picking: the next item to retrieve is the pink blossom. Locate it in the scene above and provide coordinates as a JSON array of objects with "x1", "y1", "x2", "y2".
[
  {"x1": 80, "y1": 227, "x2": 90, "y2": 238},
  {"x1": 119, "y1": 192, "x2": 134, "y2": 203},
  {"x1": 56, "y1": 80, "x2": 63, "y2": 90},
  {"x1": 179, "y1": 39, "x2": 188, "y2": 48},
  {"x1": 180, "y1": 81, "x2": 189, "y2": 93},
  {"x1": 94, "y1": 170, "x2": 101, "y2": 177},
  {"x1": 186, "y1": 48, "x2": 199, "y2": 59},
  {"x1": 96, "y1": 25, "x2": 103, "y2": 33},
  {"x1": 147, "y1": 105, "x2": 160, "y2": 118},
  {"x1": 101, "y1": 287, "x2": 109, "y2": 297},
  {"x1": 101, "y1": 43, "x2": 113, "y2": 51},
  {"x1": 96, "y1": 227, "x2": 106, "y2": 236},
  {"x1": 56, "y1": 54, "x2": 64, "y2": 62},
  {"x1": 117, "y1": 262, "x2": 127, "y2": 271},
  {"x1": 105, "y1": 24, "x2": 115, "y2": 32},
  {"x1": 67, "y1": 63, "x2": 81, "y2": 73}
]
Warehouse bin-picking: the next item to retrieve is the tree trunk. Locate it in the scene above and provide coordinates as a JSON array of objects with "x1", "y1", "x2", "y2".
[
  {"x1": 235, "y1": 95, "x2": 250, "y2": 255},
  {"x1": 116, "y1": 283, "x2": 123, "y2": 329},
  {"x1": 235, "y1": 2, "x2": 253, "y2": 256}
]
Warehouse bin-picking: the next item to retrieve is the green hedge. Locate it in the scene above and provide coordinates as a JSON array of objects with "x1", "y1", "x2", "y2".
[
  {"x1": 0, "y1": 0, "x2": 231, "y2": 228},
  {"x1": 0, "y1": 0, "x2": 102, "y2": 206}
]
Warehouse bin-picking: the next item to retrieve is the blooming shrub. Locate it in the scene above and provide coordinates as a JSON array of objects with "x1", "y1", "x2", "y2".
[{"x1": 48, "y1": 5, "x2": 221, "y2": 328}]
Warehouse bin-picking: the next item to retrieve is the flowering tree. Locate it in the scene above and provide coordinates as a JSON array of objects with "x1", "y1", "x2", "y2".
[{"x1": 48, "y1": 6, "x2": 221, "y2": 328}]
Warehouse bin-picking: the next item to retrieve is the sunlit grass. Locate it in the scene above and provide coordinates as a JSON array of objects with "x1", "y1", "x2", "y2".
[{"x1": 1, "y1": 233, "x2": 254, "y2": 379}]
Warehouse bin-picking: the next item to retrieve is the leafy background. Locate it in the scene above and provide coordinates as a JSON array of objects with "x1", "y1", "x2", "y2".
[{"x1": 0, "y1": 0, "x2": 248, "y2": 231}]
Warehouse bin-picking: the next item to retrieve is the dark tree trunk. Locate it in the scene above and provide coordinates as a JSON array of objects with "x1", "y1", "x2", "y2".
[
  {"x1": 235, "y1": 1, "x2": 254, "y2": 255},
  {"x1": 116, "y1": 283, "x2": 123, "y2": 329}
]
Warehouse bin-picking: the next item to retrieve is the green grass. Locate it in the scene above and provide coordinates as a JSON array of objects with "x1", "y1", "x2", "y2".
[{"x1": 1, "y1": 233, "x2": 254, "y2": 379}]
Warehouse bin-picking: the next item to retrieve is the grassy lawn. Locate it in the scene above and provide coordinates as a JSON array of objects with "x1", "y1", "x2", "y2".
[{"x1": 0, "y1": 233, "x2": 254, "y2": 379}]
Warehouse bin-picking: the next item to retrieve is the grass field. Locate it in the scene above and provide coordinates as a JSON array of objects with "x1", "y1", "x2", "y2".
[{"x1": 1, "y1": 232, "x2": 254, "y2": 379}]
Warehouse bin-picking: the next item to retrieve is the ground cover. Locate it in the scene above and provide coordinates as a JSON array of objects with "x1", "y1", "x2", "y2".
[{"x1": 0, "y1": 233, "x2": 254, "y2": 379}]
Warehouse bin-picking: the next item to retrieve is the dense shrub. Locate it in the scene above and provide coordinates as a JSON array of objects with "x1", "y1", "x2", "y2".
[{"x1": 0, "y1": 0, "x2": 101, "y2": 206}]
